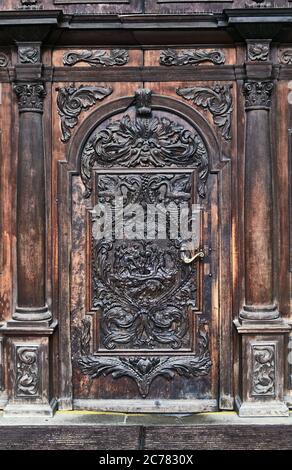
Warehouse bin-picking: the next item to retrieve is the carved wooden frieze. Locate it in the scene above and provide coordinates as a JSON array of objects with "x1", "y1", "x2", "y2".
[
  {"x1": 176, "y1": 84, "x2": 233, "y2": 141},
  {"x1": 56, "y1": 84, "x2": 113, "y2": 143},
  {"x1": 243, "y1": 80, "x2": 274, "y2": 109},
  {"x1": 160, "y1": 49, "x2": 225, "y2": 66},
  {"x1": 78, "y1": 325, "x2": 211, "y2": 398},
  {"x1": 251, "y1": 343, "x2": 276, "y2": 398},
  {"x1": 15, "y1": 346, "x2": 39, "y2": 397},
  {"x1": 81, "y1": 88, "x2": 209, "y2": 198},
  {"x1": 247, "y1": 42, "x2": 270, "y2": 62},
  {"x1": 63, "y1": 49, "x2": 129, "y2": 67},
  {"x1": 14, "y1": 82, "x2": 46, "y2": 113}
]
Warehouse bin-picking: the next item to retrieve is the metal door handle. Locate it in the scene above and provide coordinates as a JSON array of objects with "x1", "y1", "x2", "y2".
[{"x1": 182, "y1": 250, "x2": 205, "y2": 264}]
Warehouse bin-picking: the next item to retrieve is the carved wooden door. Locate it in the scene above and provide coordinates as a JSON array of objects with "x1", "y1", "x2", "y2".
[{"x1": 64, "y1": 87, "x2": 221, "y2": 412}]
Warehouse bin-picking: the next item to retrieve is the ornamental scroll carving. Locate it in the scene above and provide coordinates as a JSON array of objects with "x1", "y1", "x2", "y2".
[
  {"x1": 160, "y1": 49, "x2": 225, "y2": 66},
  {"x1": 176, "y1": 84, "x2": 233, "y2": 141},
  {"x1": 251, "y1": 344, "x2": 276, "y2": 397},
  {"x1": 57, "y1": 84, "x2": 113, "y2": 142},
  {"x1": 78, "y1": 325, "x2": 211, "y2": 398},
  {"x1": 63, "y1": 49, "x2": 129, "y2": 67},
  {"x1": 16, "y1": 346, "x2": 39, "y2": 397},
  {"x1": 0, "y1": 52, "x2": 9, "y2": 67},
  {"x1": 93, "y1": 173, "x2": 196, "y2": 351},
  {"x1": 81, "y1": 88, "x2": 209, "y2": 198},
  {"x1": 247, "y1": 43, "x2": 270, "y2": 62}
]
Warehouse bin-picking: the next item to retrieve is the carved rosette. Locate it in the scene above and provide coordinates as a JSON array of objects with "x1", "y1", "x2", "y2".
[
  {"x1": 57, "y1": 84, "x2": 113, "y2": 142},
  {"x1": 63, "y1": 49, "x2": 129, "y2": 67},
  {"x1": 16, "y1": 346, "x2": 39, "y2": 397},
  {"x1": 14, "y1": 82, "x2": 46, "y2": 113},
  {"x1": 177, "y1": 84, "x2": 233, "y2": 141},
  {"x1": 243, "y1": 81, "x2": 274, "y2": 110},
  {"x1": 160, "y1": 49, "x2": 225, "y2": 66}
]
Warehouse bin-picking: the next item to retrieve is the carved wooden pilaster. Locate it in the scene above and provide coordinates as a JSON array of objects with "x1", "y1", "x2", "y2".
[
  {"x1": 240, "y1": 80, "x2": 278, "y2": 321},
  {"x1": 1, "y1": 43, "x2": 57, "y2": 417},
  {"x1": 12, "y1": 81, "x2": 51, "y2": 323}
]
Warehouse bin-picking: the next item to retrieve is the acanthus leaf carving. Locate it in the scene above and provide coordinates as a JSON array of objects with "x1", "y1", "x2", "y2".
[
  {"x1": 81, "y1": 88, "x2": 209, "y2": 199},
  {"x1": 14, "y1": 82, "x2": 46, "y2": 113},
  {"x1": 243, "y1": 80, "x2": 274, "y2": 109},
  {"x1": 56, "y1": 84, "x2": 113, "y2": 143},
  {"x1": 251, "y1": 344, "x2": 276, "y2": 397},
  {"x1": 176, "y1": 84, "x2": 233, "y2": 141},
  {"x1": 78, "y1": 326, "x2": 211, "y2": 398},
  {"x1": 16, "y1": 346, "x2": 39, "y2": 397},
  {"x1": 63, "y1": 49, "x2": 129, "y2": 67},
  {"x1": 160, "y1": 49, "x2": 225, "y2": 66}
]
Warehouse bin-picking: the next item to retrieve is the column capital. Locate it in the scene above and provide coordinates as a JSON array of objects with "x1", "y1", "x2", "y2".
[
  {"x1": 243, "y1": 80, "x2": 274, "y2": 110},
  {"x1": 13, "y1": 82, "x2": 46, "y2": 113}
]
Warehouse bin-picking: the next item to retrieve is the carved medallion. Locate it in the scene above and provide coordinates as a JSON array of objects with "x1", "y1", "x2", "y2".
[
  {"x1": 81, "y1": 89, "x2": 209, "y2": 198},
  {"x1": 56, "y1": 84, "x2": 113, "y2": 142},
  {"x1": 160, "y1": 49, "x2": 225, "y2": 66},
  {"x1": 16, "y1": 346, "x2": 39, "y2": 397},
  {"x1": 176, "y1": 84, "x2": 233, "y2": 141},
  {"x1": 78, "y1": 325, "x2": 211, "y2": 398},
  {"x1": 63, "y1": 49, "x2": 129, "y2": 67}
]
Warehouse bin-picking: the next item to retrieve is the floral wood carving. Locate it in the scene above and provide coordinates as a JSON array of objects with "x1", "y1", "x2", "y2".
[
  {"x1": 63, "y1": 49, "x2": 129, "y2": 67},
  {"x1": 243, "y1": 80, "x2": 274, "y2": 109},
  {"x1": 176, "y1": 84, "x2": 233, "y2": 141},
  {"x1": 280, "y1": 50, "x2": 292, "y2": 65},
  {"x1": 16, "y1": 346, "x2": 39, "y2": 397},
  {"x1": 81, "y1": 88, "x2": 209, "y2": 198},
  {"x1": 93, "y1": 175, "x2": 197, "y2": 351},
  {"x1": 0, "y1": 52, "x2": 9, "y2": 67},
  {"x1": 251, "y1": 344, "x2": 276, "y2": 397},
  {"x1": 14, "y1": 82, "x2": 46, "y2": 113},
  {"x1": 247, "y1": 43, "x2": 270, "y2": 62},
  {"x1": 160, "y1": 49, "x2": 225, "y2": 66},
  {"x1": 78, "y1": 326, "x2": 211, "y2": 398},
  {"x1": 57, "y1": 84, "x2": 113, "y2": 143}
]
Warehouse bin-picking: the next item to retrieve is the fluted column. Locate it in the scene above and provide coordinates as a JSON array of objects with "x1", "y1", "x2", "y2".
[
  {"x1": 240, "y1": 80, "x2": 279, "y2": 321},
  {"x1": 12, "y1": 82, "x2": 51, "y2": 323}
]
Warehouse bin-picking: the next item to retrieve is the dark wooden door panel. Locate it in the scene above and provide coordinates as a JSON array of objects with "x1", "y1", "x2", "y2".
[{"x1": 67, "y1": 89, "x2": 219, "y2": 407}]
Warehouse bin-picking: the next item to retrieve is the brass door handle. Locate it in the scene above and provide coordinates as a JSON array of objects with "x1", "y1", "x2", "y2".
[{"x1": 182, "y1": 250, "x2": 205, "y2": 264}]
